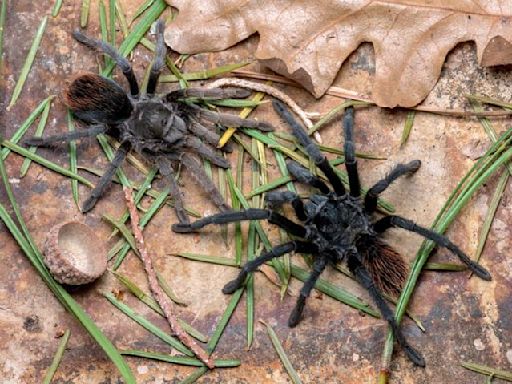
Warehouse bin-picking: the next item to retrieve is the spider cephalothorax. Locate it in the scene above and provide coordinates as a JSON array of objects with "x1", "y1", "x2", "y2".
[
  {"x1": 173, "y1": 100, "x2": 491, "y2": 367},
  {"x1": 25, "y1": 21, "x2": 272, "y2": 222}
]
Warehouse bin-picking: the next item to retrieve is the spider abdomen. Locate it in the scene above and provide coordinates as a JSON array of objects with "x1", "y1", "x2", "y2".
[{"x1": 64, "y1": 73, "x2": 133, "y2": 124}]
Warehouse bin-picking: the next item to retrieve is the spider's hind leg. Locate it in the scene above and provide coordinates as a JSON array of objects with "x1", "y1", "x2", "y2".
[
  {"x1": 374, "y1": 215, "x2": 491, "y2": 280},
  {"x1": 348, "y1": 253, "x2": 425, "y2": 367},
  {"x1": 180, "y1": 153, "x2": 230, "y2": 211},
  {"x1": 72, "y1": 30, "x2": 139, "y2": 97},
  {"x1": 156, "y1": 157, "x2": 189, "y2": 224}
]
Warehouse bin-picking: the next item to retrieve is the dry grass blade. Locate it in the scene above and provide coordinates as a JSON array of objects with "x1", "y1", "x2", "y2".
[{"x1": 124, "y1": 188, "x2": 213, "y2": 368}]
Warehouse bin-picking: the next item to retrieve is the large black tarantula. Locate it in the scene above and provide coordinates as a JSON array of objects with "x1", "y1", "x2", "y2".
[
  {"x1": 25, "y1": 21, "x2": 271, "y2": 221},
  {"x1": 173, "y1": 100, "x2": 492, "y2": 366}
]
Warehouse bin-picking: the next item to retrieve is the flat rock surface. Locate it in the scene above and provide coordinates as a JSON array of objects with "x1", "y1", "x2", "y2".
[{"x1": 1, "y1": 1, "x2": 511, "y2": 383}]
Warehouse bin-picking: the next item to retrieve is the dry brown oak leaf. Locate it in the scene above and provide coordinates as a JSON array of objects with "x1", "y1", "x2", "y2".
[{"x1": 165, "y1": 0, "x2": 512, "y2": 108}]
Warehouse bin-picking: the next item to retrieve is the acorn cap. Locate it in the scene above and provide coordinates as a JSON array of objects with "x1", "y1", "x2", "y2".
[{"x1": 43, "y1": 221, "x2": 107, "y2": 285}]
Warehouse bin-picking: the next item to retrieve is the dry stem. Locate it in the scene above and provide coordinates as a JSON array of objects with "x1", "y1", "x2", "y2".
[
  {"x1": 123, "y1": 187, "x2": 214, "y2": 369},
  {"x1": 207, "y1": 78, "x2": 323, "y2": 142}
]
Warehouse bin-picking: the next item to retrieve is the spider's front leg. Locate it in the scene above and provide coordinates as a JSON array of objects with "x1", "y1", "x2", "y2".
[
  {"x1": 222, "y1": 240, "x2": 317, "y2": 294},
  {"x1": 273, "y1": 100, "x2": 345, "y2": 196},
  {"x1": 364, "y1": 160, "x2": 421, "y2": 213},
  {"x1": 265, "y1": 190, "x2": 307, "y2": 221}
]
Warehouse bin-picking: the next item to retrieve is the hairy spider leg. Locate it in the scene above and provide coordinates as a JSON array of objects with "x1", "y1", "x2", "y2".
[
  {"x1": 374, "y1": 215, "x2": 491, "y2": 280},
  {"x1": 155, "y1": 157, "x2": 190, "y2": 224},
  {"x1": 146, "y1": 20, "x2": 165, "y2": 96},
  {"x1": 273, "y1": 100, "x2": 346, "y2": 196},
  {"x1": 23, "y1": 125, "x2": 106, "y2": 146},
  {"x1": 180, "y1": 154, "x2": 229, "y2": 211},
  {"x1": 348, "y1": 254, "x2": 426, "y2": 367},
  {"x1": 166, "y1": 87, "x2": 252, "y2": 101},
  {"x1": 82, "y1": 141, "x2": 131, "y2": 212},
  {"x1": 184, "y1": 136, "x2": 230, "y2": 168},
  {"x1": 364, "y1": 160, "x2": 421, "y2": 213},
  {"x1": 172, "y1": 208, "x2": 271, "y2": 233},
  {"x1": 172, "y1": 208, "x2": 308, "y2": 236},
  {"x1": 72, "y1": 31, "x2": 139, "y2": 97},
  {"x1": 343, "y1": 106, "x2": 361, "y2": 197},
  {"x1": 191, "y1": 105, "x2": 274, "y2": 132},
  {"x1": 288, "y1": 256, "x2": 327, "y2": 327},
  {"x1": 187, "y1": 122, "x2": 225, "y2": 149},
  {"x1": 286, "y1": 160, "x2": 330, "y2": 194},
  {"x1": 265, "y1": 190, "x2": 307, "y2": 221},
  {"x1": 223, "y1": 241, "x2": 317, "y2": 294}
]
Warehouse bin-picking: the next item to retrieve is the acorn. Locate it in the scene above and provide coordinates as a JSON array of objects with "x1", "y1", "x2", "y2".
[{"x1": 43, "y1": 221, "x2": 107, "y2": 285}]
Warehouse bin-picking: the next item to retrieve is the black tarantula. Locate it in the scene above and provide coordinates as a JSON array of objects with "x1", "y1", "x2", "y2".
[
  {"x1": 173, "y1": 100, "x2": 492, "y2": 366},
  {"x1": 25, "y1": 21, "x2": 272, "y2": 221}
]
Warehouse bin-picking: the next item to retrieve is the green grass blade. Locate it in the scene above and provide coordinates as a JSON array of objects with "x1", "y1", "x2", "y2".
[
  {"x1": 112, "y1": 272, "x2": 207, "y2": 342},
  {"x1": 80, "y1": 0, "x2": 91, "y2": 27},
  {"x1": 461, "y1": 362, "x2": 512, "y2": 381},
  {"x1": 400, "y1": 111, "x2": 416, "y2": 147},
  {"x1": 1, "y1": 139, "x2": 94, "y2": 187},
  {"x1": 121, "y1": 349, "x2": 240, "y2": 367},
  {"x1": 51, "y1": 0, "x2": 63, "y2": 17},
  {"x1": 308, "y1": 100, "x2": 370, "y2": 135},
  {"x1": 8, "y1": 16, "x2": 47, "y2": 108},
  {"x1": 156, "y1": 270, "x2": 189, "y2": 307},
  {"x1": 115, "y1": 0, "x2": 129, "y2": 38},
  {"x1": 20, "y1": 98, "x2": 52, "y2": 176},
  {"x1": 180, "y1": 367, "x2": 209, "y2": 384},
  {"x1": 1, "y1": 95, "x2": 53, "y2": 160},
  {"x1": 102, "y1": 0, "x2": 166, "y2": 76},
  {"x1": 262, "y1": 321, "x2": 303, "y2": 384},
  {"x1": 109, "y1": 0, "x2": 116, "y2": 47},
  {"x1": 159, "y1": 62, "x2": 250, "y2": 83},
  {"x1": 42, "y1": 330, "x2": 70, "y2": 384},
  {"x1": 0, "y1": 0, "x2": 7, "y2": 68},
  {"x1": 131, "y1": 0, "x2": 156, "y2": 23},
  {"x1": 0, "y1": 151, "x2": 136, "y2": 383},
  {"x1": 66, "y1": 110, "x2": 80, "y2": 207},
  {"x1": 170, "y1": 253, "x2": 238, "y2": 266},
  {"x1": 380, "y1": 131, "x2": 512, "y2": 379},
  {"x1": 473, "y1": 170, "x2": 508, "y2": 265},
  {"x1": 104, "y1": 292, "x2": 193, "y2": 356}
]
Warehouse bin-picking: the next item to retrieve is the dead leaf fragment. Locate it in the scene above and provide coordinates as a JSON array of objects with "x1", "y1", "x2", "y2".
[{"x1": 165, "y1": 0, "x2": 512, "y2": 107}]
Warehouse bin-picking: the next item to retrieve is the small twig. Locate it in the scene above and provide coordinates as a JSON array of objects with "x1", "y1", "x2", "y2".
[
  {"x1": 230, "y1": 69, "x2": 512, "y2": 117},
  {"x1": 123, "y1": 187, "x2": 213, "y2": 369},
  {"x1": 206, "y1": 78, "x2": 323, "y2": 142}
]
